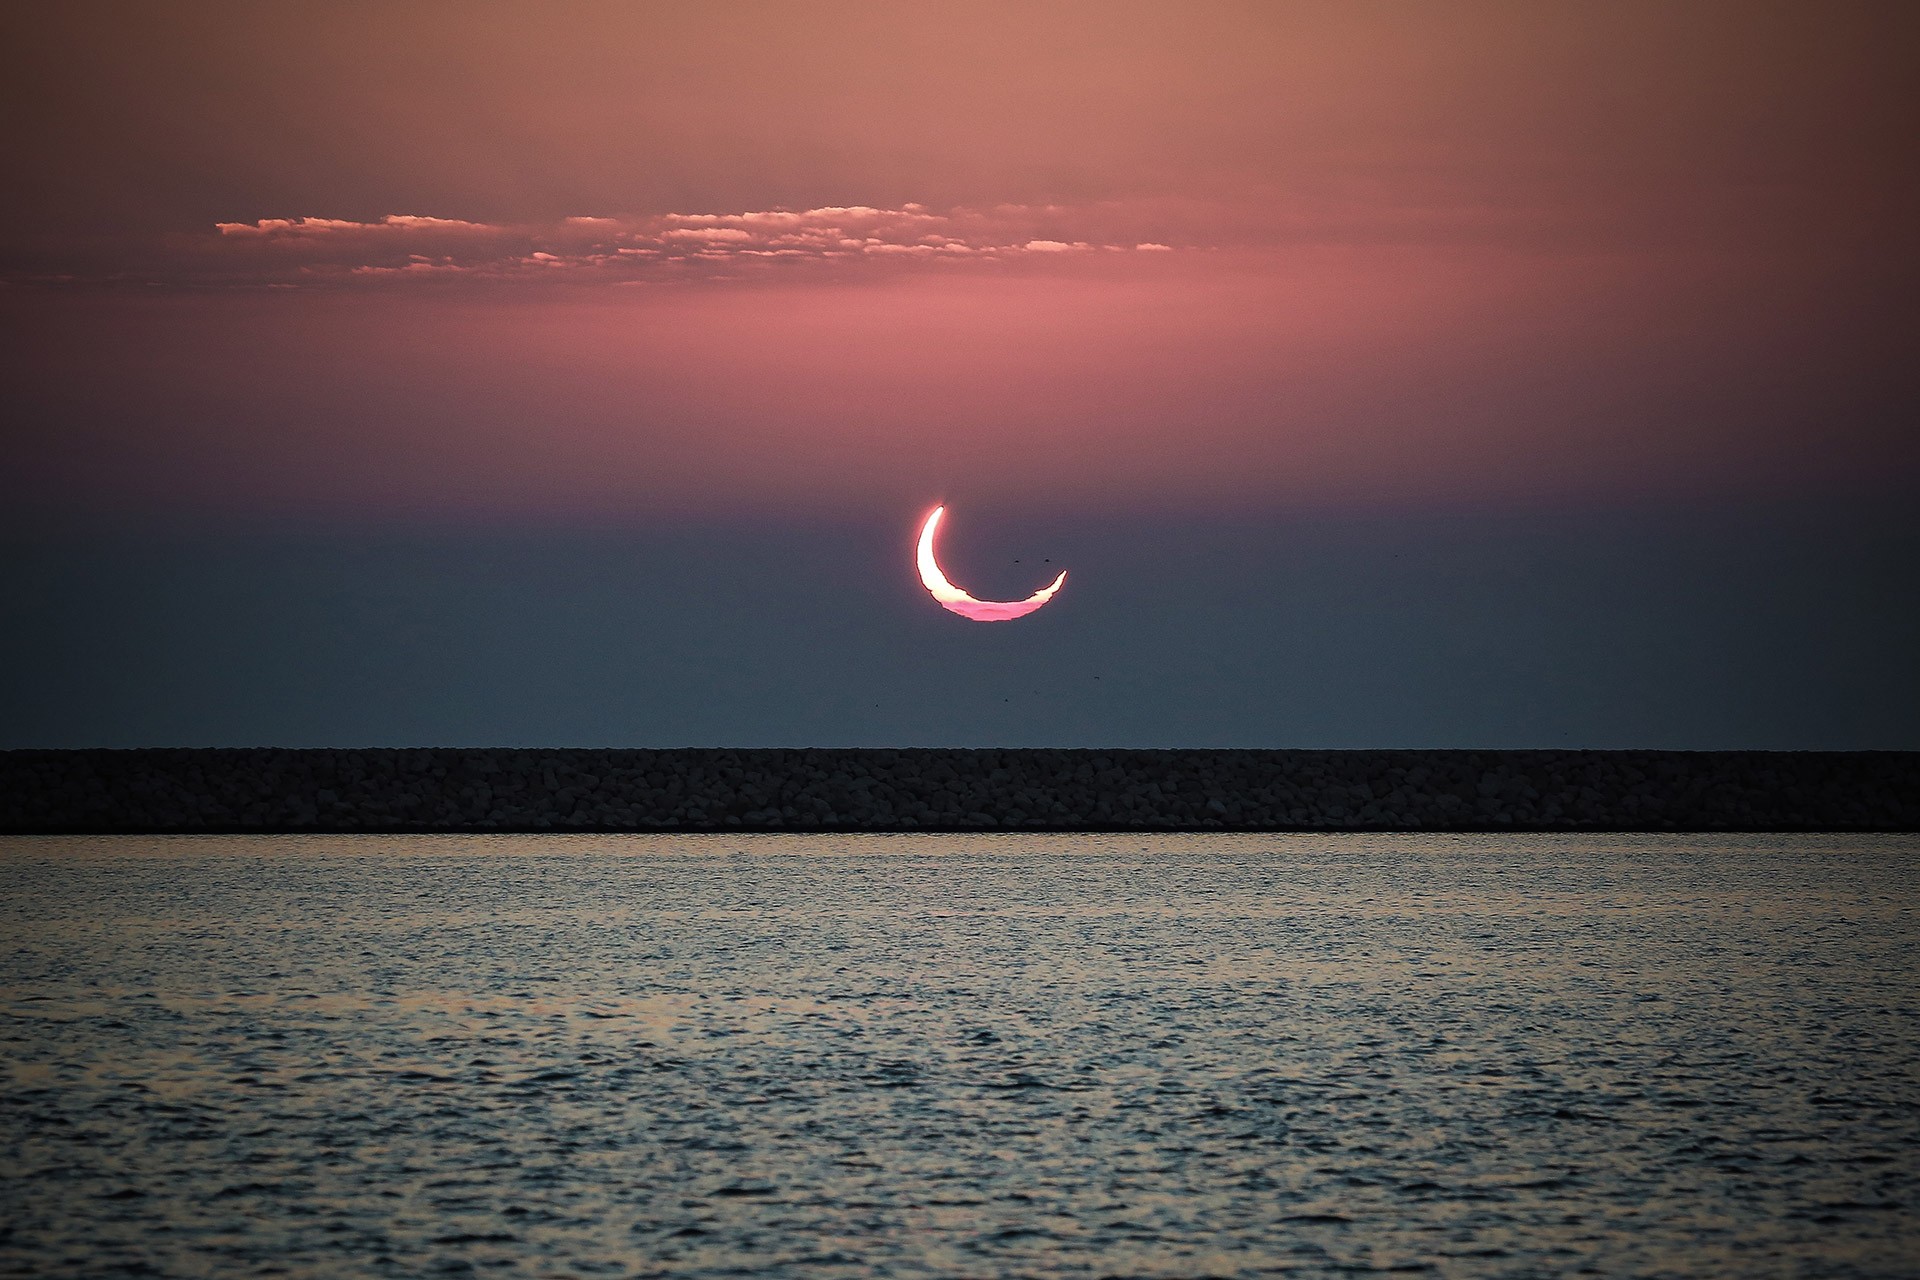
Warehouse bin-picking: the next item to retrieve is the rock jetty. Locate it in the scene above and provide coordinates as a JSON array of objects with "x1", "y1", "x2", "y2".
[{"x1": 2, "y1": 748, "x2": 1914, "y2": 832}]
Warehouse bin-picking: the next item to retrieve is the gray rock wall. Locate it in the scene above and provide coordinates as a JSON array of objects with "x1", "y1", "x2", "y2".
[{"x1": 2, "y1": 748, "x2": 1915, "y2": 832}]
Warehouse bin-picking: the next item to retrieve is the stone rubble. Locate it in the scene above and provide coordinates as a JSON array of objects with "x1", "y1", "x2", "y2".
[{"x1": 2, "y1": 748, "x2": 1914, "y2": 832}]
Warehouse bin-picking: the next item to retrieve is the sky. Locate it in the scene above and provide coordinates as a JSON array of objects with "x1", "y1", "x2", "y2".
[{"x1": 2, "y1": 0, "x2": 1915, "y2": 748}]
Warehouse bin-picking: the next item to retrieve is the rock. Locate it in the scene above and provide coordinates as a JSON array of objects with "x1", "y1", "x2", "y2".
[{"x1": 0, "y1": 747, "x2": 1914, "y2": 833}]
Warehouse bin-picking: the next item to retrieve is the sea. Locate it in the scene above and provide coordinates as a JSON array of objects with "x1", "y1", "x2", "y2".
[{"x1": 2, "y1": 833, "x2": 1915, "y2": 1278}]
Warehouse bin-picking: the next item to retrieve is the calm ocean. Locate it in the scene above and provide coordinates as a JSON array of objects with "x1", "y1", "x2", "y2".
[{"x1": 2, "y1": 833, "x2": 1915, "y2": 1277}]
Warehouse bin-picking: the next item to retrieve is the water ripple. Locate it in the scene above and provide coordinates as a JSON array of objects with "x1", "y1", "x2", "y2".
[{"x1": 1, "y1": 832, "x2": 1915, "y2": 1277}]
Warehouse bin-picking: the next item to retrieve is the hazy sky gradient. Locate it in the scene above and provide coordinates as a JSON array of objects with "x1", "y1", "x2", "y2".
[{"x1": 3, "y1": 1, "x2": 1914, "y2": 746}]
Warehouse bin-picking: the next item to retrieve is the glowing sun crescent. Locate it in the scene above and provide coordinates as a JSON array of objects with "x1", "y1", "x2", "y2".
[{"x1": 916, "y1": 505, "x2": 1066, "y2": 622}]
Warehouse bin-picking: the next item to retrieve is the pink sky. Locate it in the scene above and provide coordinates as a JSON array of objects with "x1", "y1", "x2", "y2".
[{"x1": 1, "y1": 1, "x2": 1913, "y2": 524}]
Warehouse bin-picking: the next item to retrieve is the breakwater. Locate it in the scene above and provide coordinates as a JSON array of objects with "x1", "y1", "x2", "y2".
[{"x1": 3, "y1": 748, "x2": 1914, "y2": 832}]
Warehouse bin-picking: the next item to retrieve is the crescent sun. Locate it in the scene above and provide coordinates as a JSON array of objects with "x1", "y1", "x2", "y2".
[{"x1": 916, "y1": 505, "x2": 1067, "y2": 622}]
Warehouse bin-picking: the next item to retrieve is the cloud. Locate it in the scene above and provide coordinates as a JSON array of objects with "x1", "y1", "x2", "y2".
[
  {"x1": 215, "y1": 214, "x2": 502, "y2": 238},
  {"x1": 15, "y1": 172, "x2": 1828, "y2": 293},
  {"x1": 662, "y1": 227, "x2": 756, "y2": 242},
  {"x1": 92, "y1": 203, "x2": 1194, "y2": 289}
]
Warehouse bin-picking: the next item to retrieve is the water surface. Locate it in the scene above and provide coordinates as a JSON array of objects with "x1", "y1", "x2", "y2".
[{"x1": 2, "y1": 833, "x2": 1915, "y2": 1277}]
